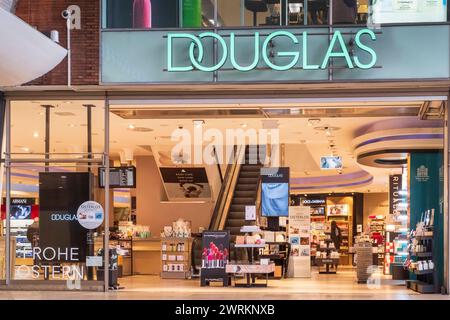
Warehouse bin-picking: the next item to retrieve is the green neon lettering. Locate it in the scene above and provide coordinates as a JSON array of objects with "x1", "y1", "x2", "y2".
[
  {"x1": 167, "y1": 33, "x2": 203, "y2": 72},
  {"x1": 262, "y1": 31, "x2": 300, "y2": 71},
  {"x1": 321, "y1": 31, "x2": 354, "y2": 69},
  {"x1": 230, "y1": 32, "x2": 260, "y2": 72},
  {"x1": 190, "y1": 32, "x2": 228, "y2": 72},
  {"x1": 353, "y1": 29, "x2": 377, "y2": 69},
  {"x1": 302, "y1": 32, "x2": 319, "y2": 70}
]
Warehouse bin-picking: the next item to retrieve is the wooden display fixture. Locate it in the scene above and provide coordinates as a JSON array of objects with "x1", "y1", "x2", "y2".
[
  {"x1": 326, "y1": 196, "x2": 353, "y2": 265},
  {"x1": 160, "y1": 237, "x2": 193, "y2": 279}
]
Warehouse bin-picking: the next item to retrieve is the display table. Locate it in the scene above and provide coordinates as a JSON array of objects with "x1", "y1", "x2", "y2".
[
  {"x1": 132, "y1": 238, "x2": 161, "y2": 275},
  {"x1": 226, "y1": 263, "x2": 275, "y2": 287}
]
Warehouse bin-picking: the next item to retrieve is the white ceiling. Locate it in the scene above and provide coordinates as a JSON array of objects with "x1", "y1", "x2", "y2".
[{"x1": 8, "y1": 99, "x2": 433, "y2": 193}]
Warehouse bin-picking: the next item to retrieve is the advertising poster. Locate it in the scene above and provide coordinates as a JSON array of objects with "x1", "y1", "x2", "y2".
[
  {"x1": 371, "y1": 0, "x2": 447, "y2": 24},
  {"x1": 39, "y1": 172, "x2": 92, "y2": 263},
  {"x1": 288, "y1": 206, "x2": 311, "y2": 278},
  {"x1": 261, "y1": 167, "x2": 290, "y2": 217},
  {"x1": 200, "y1": 231, "x2": 230, "y2": 286},
  {"x1": 160, "y1": 167, "x2": 212, "y2": 200}
]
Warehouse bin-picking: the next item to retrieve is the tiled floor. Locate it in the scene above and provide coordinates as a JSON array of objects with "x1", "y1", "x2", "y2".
[{"x1": 0, "y1": 268, "x2": 449, "y2": 300}]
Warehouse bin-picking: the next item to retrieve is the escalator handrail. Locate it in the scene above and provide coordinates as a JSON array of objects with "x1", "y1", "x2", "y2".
[{"x1": 208, "y1": 145, "x2": 245, "y2": 230}]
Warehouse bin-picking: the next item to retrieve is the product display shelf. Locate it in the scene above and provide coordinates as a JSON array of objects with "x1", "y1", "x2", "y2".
[
  {"x1": 160, "y1": 237, "x2": 193, "y2": 279},
  {"x1": 369, "y1": 216, "x2": 386, "y2": 266},
  {"x1": 316, "y1": 239, "x2": 339, "y2": 274},
  {"x1": 326, "y1": 214, "x2": 352, "y2": 265},
  {"x1": 406, "y1": 229, "x2": 438, "y2": 294}
]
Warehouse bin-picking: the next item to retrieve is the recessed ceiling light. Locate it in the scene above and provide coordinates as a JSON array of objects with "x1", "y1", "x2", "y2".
[
  {"x1": 33, "y1": 132, "x2": 39, "y2": 138},
  {"x1": 55, "y1": 112, "x2": 76, "y2": 116},
  {"x1": 128, "y1": 124, "x2": 136, "y2": 130},
  {"x1": 21, "y1": 147, "x2": 30, "y2": 152},
  {"x1": 68, "y1": 123, "x2": 76, "y2": 128},
  {"x1": 128, "y1": 126, "x2": 153, "y2": 132},
  {"x1": 241, "y1": 123, "x2": 248, "y2": 128}
]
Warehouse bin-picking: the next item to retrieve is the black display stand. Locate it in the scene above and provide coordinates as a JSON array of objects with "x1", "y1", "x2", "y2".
[
  {"x1": 316, "y1": 239, "x2": 339, "y2": 274},
  {"x1": 200, "y1": 231, "x2": 230, "y2": 287},
  {"x1": 406, "y1": 233, "x2": 439, "y2": 294}
]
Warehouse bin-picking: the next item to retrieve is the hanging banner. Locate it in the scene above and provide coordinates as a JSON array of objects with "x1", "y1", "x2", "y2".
[
  {"x1": 288, "y1": 206, "x2": 311, "y2": 278},
  {"x1": 160, "y1": 167, "x2": 212, "y2": 200},
  {"x1": 389, "y1": 174, "x2": 407, "y2": 220}
]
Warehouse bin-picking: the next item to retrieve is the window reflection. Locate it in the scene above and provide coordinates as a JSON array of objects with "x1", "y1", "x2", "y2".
[{"x1": 102, "y1": 0, "x2": 448, "y2": 29}]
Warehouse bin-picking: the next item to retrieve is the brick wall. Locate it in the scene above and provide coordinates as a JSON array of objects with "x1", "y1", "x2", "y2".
[{"x1": 15, "y1": 0, "x2": 100, "y2": 85}]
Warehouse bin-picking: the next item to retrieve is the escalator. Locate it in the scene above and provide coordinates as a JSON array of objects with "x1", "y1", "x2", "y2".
[
  {"x1": 191, "y1": 145, "x2": 265, "y2": 274},
  {"x1": 208, "y1": 145, "x2": 266, "y2": 260}
]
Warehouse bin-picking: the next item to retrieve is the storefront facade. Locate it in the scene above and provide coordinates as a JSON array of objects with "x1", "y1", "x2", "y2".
[{"x1": 1, "y1": 0, "x2": 450, "y2": 294}]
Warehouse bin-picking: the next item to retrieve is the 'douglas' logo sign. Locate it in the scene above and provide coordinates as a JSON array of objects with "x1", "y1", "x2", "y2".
[{"x1": 167, "y1": 29, "x2": 377, "y2": 72}]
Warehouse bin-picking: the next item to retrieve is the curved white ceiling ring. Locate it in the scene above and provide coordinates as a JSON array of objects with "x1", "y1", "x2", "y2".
[
  {"x1": 290, "y1": 170, "x2": 374, "y2": 193},
  {"x1": 352, "y1": 126, "x2": 444, "y2": 168},
  {"x1": 0, "y1": 8, "x2": 67, "y2": 87}
]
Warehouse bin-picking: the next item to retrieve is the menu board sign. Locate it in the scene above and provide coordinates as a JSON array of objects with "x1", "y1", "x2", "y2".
[{"x1": 99, "y1": 166, "x2": 136, "y2": 188}]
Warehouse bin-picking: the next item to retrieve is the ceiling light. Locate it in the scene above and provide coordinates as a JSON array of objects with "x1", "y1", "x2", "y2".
[
  {"x1": 241, "y1": 123, "x2": 248, "y2": 128},
  {"x1": 21, "y1": 147, "x2": 30, "y2": 152},
  {"x1": 128, "y1": 124, "x2": 136, "y2": 130},
  {"x1": 68, "y1": 123, "x2": 76, "y2": 128},
  {"x1": 33, "y1": 132, "x2": 39, "y2": 138}
]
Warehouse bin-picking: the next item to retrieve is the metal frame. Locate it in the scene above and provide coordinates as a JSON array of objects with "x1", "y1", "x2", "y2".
[
  {"x1": 445, "y1": 98, "x2": 450, "y2": 294},
  {"x1": 1, "y1": 96, "x2": 110, "y2": 292}
]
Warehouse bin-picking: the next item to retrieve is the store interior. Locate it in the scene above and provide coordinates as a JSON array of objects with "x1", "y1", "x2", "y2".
[{"x1": 0, "y1": 97, "x2": 446, "y2": 294}]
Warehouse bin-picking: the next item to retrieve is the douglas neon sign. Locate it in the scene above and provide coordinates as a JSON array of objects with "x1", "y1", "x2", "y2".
[{"x1": 167, "y1": 29, "x2": 377, "y2": 72}]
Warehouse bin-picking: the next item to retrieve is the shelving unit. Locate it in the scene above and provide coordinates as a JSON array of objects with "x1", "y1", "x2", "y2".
[
  {"x1": 326, "y1": 196, "x2": 353, "y2": 265},
  {"x1": 160, "y1": 237, "x2": 193, "y2": 279},
  {"x1": 369, "y1": 215, "x2": 386, "y2": 266},
  {"x1": 406, "y1": 213, "x2": 438, "y2": 294}
]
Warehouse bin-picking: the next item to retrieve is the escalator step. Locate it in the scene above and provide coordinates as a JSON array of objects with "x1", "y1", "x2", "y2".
[{"x1": 232, "y1": 197, "x2": 256, "y2": 205}]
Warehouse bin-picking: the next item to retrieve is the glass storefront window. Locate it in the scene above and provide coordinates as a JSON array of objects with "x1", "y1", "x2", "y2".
[
  {"x1": 1, "y1": 100, "x2": 107, "y2": 288},
  {"x1": 102, "y1": 0, "x2": 181, "y2": 29},
  {"x1": 369, "y1": 0, "x2": 447, "y2": 24},
  {"x1": 101, "y1": 0, "x2": 448, "y2": 29}
]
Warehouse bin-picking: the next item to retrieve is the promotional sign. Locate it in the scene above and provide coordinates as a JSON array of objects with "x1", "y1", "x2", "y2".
[
  {"x1": 200, "y1": 231, "x2": 230, "y2": 287},
  {"x1": 245, "y1": 205, "x2": 256, "y2": 221},
  {"x1": 1, "y1": 198, "x2": 38, "y2": 220},
  {"x1": 261, "y1": 167, "x2": 290, "y2": 217},
  {"x1": 77, "y1": 201, "x2": 104, "y2": 230},
  {"x1": 371, "y1": 0, "x2": 447, "y2": 24},
  {"x1": 160, "y1": 167, "x2": 212, "y2": 200},
  {"x1": 39, "y1": 172, "x2": 93, "y2": 263},
  {"x1": 389, "y1": 174, "x2": 407, "y2": 219},
  {"x1": 99, "y1": 166, "x2": 136, "y2": 188},
  {"x1": 288, "y1": 206, "x2": 311, "y2": 278}
]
